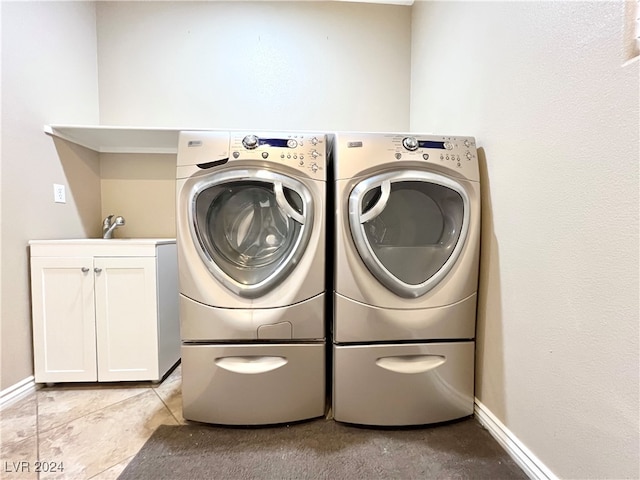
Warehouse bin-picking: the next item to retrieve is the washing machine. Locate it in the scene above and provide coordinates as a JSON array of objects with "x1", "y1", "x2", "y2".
[
  {"x1": 332, "y1": 132, "x2": 481, "y2": 426},
  {"x1": 176, "y1": 130, "x2": 327, "y2": 425}
]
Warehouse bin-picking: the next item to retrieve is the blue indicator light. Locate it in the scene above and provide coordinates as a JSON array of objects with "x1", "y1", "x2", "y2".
[
  {"x1": 259, "y1": 138, "x2": 290, "y2": 148},
  {"x1": 418, "y1": 140, "x2": 446, "y2": 149}
]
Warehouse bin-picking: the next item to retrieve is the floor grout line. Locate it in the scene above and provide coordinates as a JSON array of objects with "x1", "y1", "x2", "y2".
[
  {"x1": 86, "y1": 454, "x2": 136, "y2": 480},
  {"x1": 151, "y1": 387, "x2": 181, "y2": 425}
]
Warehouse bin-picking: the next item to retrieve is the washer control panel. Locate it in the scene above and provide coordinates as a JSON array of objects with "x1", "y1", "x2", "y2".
[
  {"x1": 391, "y1": 134, "x2": 477, "y2": 173},
  {"x1": 231, "y1": 132, "x2": 326, "y2": 179}
]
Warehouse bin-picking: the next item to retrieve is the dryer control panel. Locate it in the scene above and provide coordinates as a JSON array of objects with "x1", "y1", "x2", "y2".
[
  {"x1": 334, "y1": 133, "x2": 479, "y2": 182},
  {"x1": 231, "y1": 132, "x2": 327, "y2": 180},
  {"x1": 392, "y1": 135, "x2": 477, "y2": 174}
]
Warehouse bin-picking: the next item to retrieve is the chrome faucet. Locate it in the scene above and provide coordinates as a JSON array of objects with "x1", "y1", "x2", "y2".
[{"x1": 102, "y1": 215, "x2": 126, "y2": 239}]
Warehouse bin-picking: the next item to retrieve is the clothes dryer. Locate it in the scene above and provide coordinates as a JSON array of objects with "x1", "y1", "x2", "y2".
[
  {"x1": 332, "y1": 132, "x2": 481, "y2": 426},
  {"x1": 176, "y1": 131, "x2": 327, "y2": 425}
]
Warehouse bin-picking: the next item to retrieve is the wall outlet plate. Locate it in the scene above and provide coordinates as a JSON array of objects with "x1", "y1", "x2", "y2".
[{"x1": 53, "y1": 184, "x2": 66, "y2": 203}]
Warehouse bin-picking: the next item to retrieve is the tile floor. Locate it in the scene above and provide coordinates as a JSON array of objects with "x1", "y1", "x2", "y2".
[{"x1": 0, "y1": 364, "x2": 184, "y2": 480}]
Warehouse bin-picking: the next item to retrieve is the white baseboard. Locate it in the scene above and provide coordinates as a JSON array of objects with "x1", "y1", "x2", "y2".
[
  {"x1": 0, "y1": 376, "x2": 36, "y2": 409},
  {"x1": 474, "y1": 398, "x2": 557, "y2": 480}
]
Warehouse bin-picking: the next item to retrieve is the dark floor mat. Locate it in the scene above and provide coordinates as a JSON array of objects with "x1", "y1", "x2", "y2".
[{"x1": 118, "y1": 417, "x2": 526, "y2": 479}]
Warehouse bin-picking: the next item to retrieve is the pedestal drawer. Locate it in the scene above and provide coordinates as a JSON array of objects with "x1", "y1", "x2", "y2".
[
  {"x1": 182, "y1": 343, "x2": 325, "y2": 425},
  {"x1": 333, "y1": 341, "x2": 474, "y2": 426}
]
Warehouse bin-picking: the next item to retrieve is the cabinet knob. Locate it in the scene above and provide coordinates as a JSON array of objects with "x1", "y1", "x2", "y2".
[
  {"x1": 81, "y1": 267, "x2": 90, "y2": 273},
  {"x1": 94, "y1": 268, "x2": 102, "y2": 274}
]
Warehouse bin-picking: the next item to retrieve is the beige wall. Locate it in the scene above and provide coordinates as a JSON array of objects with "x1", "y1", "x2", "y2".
[
  {"x1": 100, "y1": 154, "x2": 177, "y2": 239},
  {"x1": 95, "y1": 1, "x2": 411, "y2": 131},
  {"x1": 0, "y1": 2, "x2": 101, "y2": 389},
  {"x1": 410, "y1": 1, "x2": 639, "y2": 478}
]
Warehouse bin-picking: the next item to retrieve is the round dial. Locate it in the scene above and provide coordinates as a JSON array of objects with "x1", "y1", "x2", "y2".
[
  {"x1": 242, "y1": 135, "x2": 259, "y2": 150},
  {"x1": 402, "y1": 137, "x2": 419, "y2": 151},
  {"x1": 287, "y1": 139, "x2": 298, "y2": 149}
]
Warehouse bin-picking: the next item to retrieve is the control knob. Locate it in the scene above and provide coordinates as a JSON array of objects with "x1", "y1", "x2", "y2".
[
  {"x1": 402, "y1": 137, "x2": 419, "y2": 151},
  {"x1": 311, "y1": 137, "x2": 319, "y2": 146},
  {"x1": 242, "y1": 134, "x2": 259, "y2": 150},
  {"x1": 287, "y1": 139, "x2": 298, "y2": 149},
  {"x1": 310, "y1": 162, "x2": 319, "y2": 173},
  {"x1": 311, "y1": 150, "x2": 320, "y2": 158}
]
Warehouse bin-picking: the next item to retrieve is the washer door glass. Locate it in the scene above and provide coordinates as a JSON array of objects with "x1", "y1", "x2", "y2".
[
  {"x1": 349, "y1": 170, "x2": 470, "y2": 298},
  {"x1": 191, "y1": 170, "x2": 313, "y2": 298}
]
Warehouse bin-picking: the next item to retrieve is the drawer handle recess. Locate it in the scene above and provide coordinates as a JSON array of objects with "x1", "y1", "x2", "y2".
[
  {"x1": 214, "y1": 356, "x2": 287, "y2": 374},
  {"x1": 375, "y1": 355, "x2": 446, "y2": 374}
]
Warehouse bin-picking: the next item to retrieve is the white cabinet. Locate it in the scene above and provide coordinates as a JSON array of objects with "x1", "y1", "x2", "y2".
[{"x1": 29, "y1": 239, "x2": 179, "y2": 383}]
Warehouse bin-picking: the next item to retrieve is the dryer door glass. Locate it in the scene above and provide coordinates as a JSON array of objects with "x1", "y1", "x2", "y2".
[
  {"x1": 349, "y1": 170, "x2": 470, "y2": 298},
  {"x1": 191, "y1": 171, "x2": 313, "y2": 298}
]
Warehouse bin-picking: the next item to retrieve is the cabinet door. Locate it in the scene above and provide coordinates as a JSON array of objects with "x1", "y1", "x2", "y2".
[
  {"x1": 30, "y1": 257, "x2": 97, "y2": 382},
  {"x1": 94, "y1": 256, "x2": 159, "y2": 381}
]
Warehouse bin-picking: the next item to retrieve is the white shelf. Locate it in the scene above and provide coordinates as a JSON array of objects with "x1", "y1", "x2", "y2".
[{"x1": 44, "y1": 125, "x2": 182, "y2": 154}]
